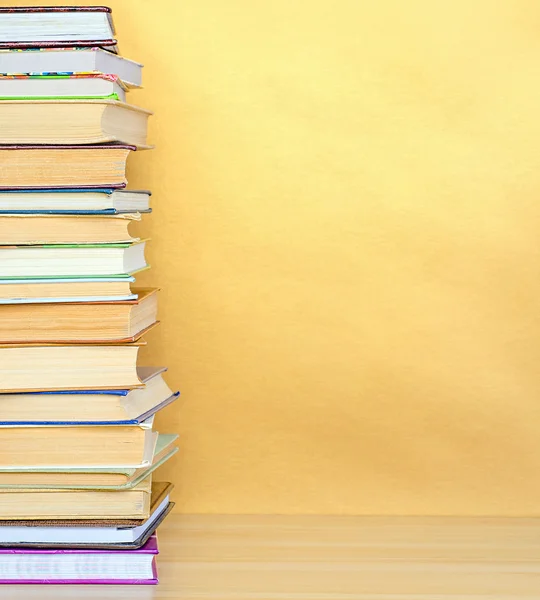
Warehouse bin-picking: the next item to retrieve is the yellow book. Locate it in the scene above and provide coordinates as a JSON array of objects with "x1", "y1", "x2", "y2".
[
  {"x1": 0, "y1": 423, "x2": 155, "y2": 469},
  {"x1": 0, "y1": 213, "x2": 140, "y2": 245},
  {"x1": 0, "y1": 477, "x2": 152, "y2": 521},
  {"x1": 0, "y1": 341, "x2": 144, "y2": 392}
]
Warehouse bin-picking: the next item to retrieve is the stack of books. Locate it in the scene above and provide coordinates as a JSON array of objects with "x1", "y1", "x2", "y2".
[{"x1": 0, "y1": 6, "x2": 178, "y2": 585}]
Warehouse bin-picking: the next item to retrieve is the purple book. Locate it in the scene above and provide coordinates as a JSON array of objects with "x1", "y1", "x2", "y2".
[{"x1": 0, "y1": 533, "x2": 159, "y2": 584}]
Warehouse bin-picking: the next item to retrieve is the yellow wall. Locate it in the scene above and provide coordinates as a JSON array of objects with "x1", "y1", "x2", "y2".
[{"x1": 9, "y1": 0, "x2": 540, "y2": 514}]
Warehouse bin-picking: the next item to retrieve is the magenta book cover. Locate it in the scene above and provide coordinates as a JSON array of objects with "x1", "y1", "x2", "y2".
[{"x1": 0, "y1": 534, "x2": 159, "y2": 584}]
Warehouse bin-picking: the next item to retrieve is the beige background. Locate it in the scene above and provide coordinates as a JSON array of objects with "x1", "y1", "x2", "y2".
[{"x1": 7, "y1": 0, "x2": 540, "y2": 514}]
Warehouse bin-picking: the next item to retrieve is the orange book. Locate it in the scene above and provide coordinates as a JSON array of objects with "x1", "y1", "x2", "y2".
[{"x1": 0, "y1": 288, "x2": 158, "y2": 344}]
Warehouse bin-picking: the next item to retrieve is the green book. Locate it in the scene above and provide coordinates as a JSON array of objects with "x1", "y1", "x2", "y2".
[{"x1": 0, "y1": 74, "x2": 127, "y2": 102}]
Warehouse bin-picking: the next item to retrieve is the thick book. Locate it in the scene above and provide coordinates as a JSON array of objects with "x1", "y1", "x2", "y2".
[
  {"x1": 0, "y1": 188, "x2": 151, "y2": 214},
  {"x1": 0, "y1": 47, "x2": 142, "y2": 88},
  {"x1": 0, "y1": 476, "x2": 153, "y2": 521},
  {"x1": 0, "y1": 240, "x2": 148, "y2": 278},
  {"x1": 0, "y1": 144, "x2": 135, "y2": 189},
  {"x1": 0, "y1": 536, "x2": 159, "y2": 585},
  {"x1": 0, "y1": 100, "x2": 150, "y2": 146},
  {"x1": 0, "y1": 212, "x2": 141, "y2": 245},
  {"x1": 0, "y1": 6, "x2": 118, "y2": 53},
  {"x1": 0, "y1": 486, "x2": 174, "y2": 548},
  {"x1": 0, "y1": 341, "x2": 144, "y2": 392},
  {"x1": 0, "y1": 73, "x2": 127, "y2": 101},
  {"x1": 0, "y1": 276, "x2": 139, "y2": 304},
  {"x1": 0, "y1": 433, "x2": 178, "y2": 489},
  {"x1": 0, "y1": 481, "x2": 173, "y2": 528},
  {"x1": 0, "y1": 420, "x2": 156, "y2": 471},
  {"x1": 0, "y1": 367, "x2": 177, "y2": 425},
  {"x1": 0, "y1": 287, "x2": 158, "y2": 343}
]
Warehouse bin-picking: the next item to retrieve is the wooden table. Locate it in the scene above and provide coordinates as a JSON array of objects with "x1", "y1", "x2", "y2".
[{"x1": 4, "y1": 514, "x2": 540, "y2": 598}]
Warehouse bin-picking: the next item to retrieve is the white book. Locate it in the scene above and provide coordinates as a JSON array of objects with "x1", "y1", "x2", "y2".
[
  {"x1": 0, "y1": 74, "x2": 127, "y2": 102},
  {"x1": 0, "y1": 48, "x2": 142, "y2": 87},
  {"x1": 0, "y1": 7, "x2": 116, "y2": 47},
  {"x1": 0, "y1": 495, "x2": 170, "y2": 546},
  {"x1": 0, "y1": 550, "x2": 156, "y2": 582},
  {"x1": 0, "y1": 240, "x2": 148, "y2": 278}
]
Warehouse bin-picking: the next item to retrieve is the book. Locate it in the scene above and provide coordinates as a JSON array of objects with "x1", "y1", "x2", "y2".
[
  {"x1": 0, "y1": 287, "x2": 158, "y2": 343},
  {"x1": 0, "y1": 484, "x2": 173, "y2": 548},
  {"x1": 0, "y1": 481, "x2": 172, "y2": 528},
  {"x1": 0, "y1": 213, "x2": 140, "y2": 245},
  {"x1": 0, "y1": 100, "x2": 150, "y2": 146},
  {"x1": 0, "y1": 367, "x2": 177, "y2": 425},
  {"x1": 0, "y1": 341, "x2": 144, "y2": 392},
  {"x1": 0, "y1": 144, "x2": 135, "y2": 189},
  {"x1": 0, "y1": 240, "x2": 148, "y2": 278},
  {"x1": 0, "y1": 7, "x2": 117, "y2": 52},
  {"x1": 0, "y1": 434, "x2": 178, "y2": 489},
  {"x1": 0, "y1": 421, "x2": 156, "y2": 470},
  {"x1": 0, "y1": 73, "x2": 128, "y2": 101},
  {"x1": 0, "y1": 47, "x2": 142, "y2": 87},
  {"x1": 0, "y1": 276, "x2": 138, "y2": 304},
  {"x1": 0, "y1": 188, "x2": 151, "y2": 214},
  {"x1": 0, "y1": 535, "x2": 159, "y2": 584},
  {"x1": 0, "y1": 476, "x2": 152, "y2": 521}
]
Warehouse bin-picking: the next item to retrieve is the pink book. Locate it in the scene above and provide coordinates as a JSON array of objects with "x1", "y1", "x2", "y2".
[{"x1": 0, "y1": 533, "x2": 159, "y2": 584}]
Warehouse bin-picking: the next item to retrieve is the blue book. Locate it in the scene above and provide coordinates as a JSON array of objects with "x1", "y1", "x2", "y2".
[{"x1": 0, "y1": 367, "x2": 180, "y2": 426}]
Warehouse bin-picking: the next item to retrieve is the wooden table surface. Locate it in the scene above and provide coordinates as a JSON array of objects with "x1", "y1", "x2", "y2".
[{"x1": 4, "y1": 514, "x2": 540, "y2": 598}]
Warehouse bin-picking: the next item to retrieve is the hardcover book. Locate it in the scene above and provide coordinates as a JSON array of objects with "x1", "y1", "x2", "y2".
[
  {"x1": 0, "y1": 287, "x2": 159, "y2": 343},
  {"x1": 0, "y1": 188, "x2": 151, "y2": 214},
  {"x1": 0, "y1": 213, "x2": 141, "y2": 245},
  {"x1": 0, "y1": 47, "x2": 142, "y2": 87},
  {"x1": 0, "y1": 434, "x2": 178, "y2": 489},
  {"x1": 0, "y1": 240, "x2": 148, "y2": 278},
  {"x1": 0, "y1": 422, "x2": 157, "y2": 470},
  {"x1": 0, "y1": 73, "x2": 128, "y2": 101},
  {"x1": 0, "y1": 7, "x2": 118, "y2": 53},
  {"x1": 0, "y1": 341, "x2": 144, "y2": 392},
  {"x1": 0, "y1": 476, "x2": 153, "y2": 521},
  {"x1": 0, "y1": 496, "x2": 174, "y2": 549},
  {"x1": 0, "y1": 100, "x2": 151, "y2": 146},
  {"x1": 0, "y1": 276, "x2": 139, "y2": 304},
  {"x1": 0, "y1": 535, "x2": 159, "y2": 584},
  {"x1": 0, "y1": 367, "x2": 178, "y2": 426},
  {"x1": 0, "y1": 144, "x2": 136, "y2": 189}
]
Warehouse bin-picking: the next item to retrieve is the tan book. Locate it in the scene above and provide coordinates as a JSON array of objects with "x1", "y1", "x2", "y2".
[
  {"x1": 0, "y1": 288, "x2": 158, "y2": 343},
  {"x1": 0, "y1": 367, "x2": 176, "y2": 425},
  {"x1": 0, "y1": 423, "x2": 155, "y2": 470},
  {"x1": 0, "y1": 100, "x2": 151, "y2": 147},
  {"x1": 0, "y1": 144, "x2": 134, "y2": 189},
  {"x1": 0, "y1": 434, "x2": 178, "y2": 489},
  {"x1": 0, "y1": 278, "x2": 137, "y2": 303},
  {"x1": 0, "y1": 476, "x2": 152, "y2": 521},
  {"x1": 0, "y1": 341, "x2": 144, "y2": 392},
  {"x1": 0, "y1": 213, "x2": 140, "y2": 245},
  {"x1": 0, "y1": 482, "x2": 173, "y2": 527}
]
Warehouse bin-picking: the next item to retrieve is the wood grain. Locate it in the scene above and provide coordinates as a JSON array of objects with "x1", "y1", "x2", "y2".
[{"x1": 4, "y1": 514, "x2": 540, "y2": 598}]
